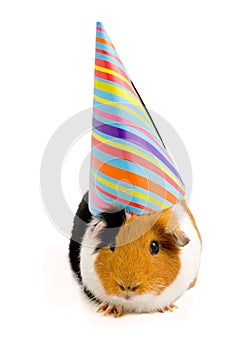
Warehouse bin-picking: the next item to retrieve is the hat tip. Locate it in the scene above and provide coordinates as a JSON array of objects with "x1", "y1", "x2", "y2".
[{"x1": 96, "y1": 21, "x2": 103, "y2": 28}]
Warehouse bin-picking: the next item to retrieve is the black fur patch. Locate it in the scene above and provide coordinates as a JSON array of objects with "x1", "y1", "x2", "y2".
[
  {"x1": 99, "y1": 209, "x2": 126, "y2": 228},
  {"x1": 83, "y1": 286, "x2": 101, "y2": 304},
  {"x1": 95, "y1": 209, "x2": 126, "y2": 252},
  {"x1": 69, "y1": 191, "x2": 92, "y2": 281}
]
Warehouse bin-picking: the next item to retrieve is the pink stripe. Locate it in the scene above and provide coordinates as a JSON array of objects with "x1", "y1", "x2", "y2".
[
  {"x1": 97, "y1": 26, "x2": 107, "y2": 33},
  {"x1": 89, "y1": 182, "x2": 111, "y2": 212},
  {"x1": 93, "y1": 106, "x2": 173, "y2": 163}
]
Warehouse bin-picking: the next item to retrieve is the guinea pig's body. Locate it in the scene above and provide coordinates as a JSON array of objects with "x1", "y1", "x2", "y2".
[{"x1": 69, "y1": 191, "x2": 202, "y2": 316}]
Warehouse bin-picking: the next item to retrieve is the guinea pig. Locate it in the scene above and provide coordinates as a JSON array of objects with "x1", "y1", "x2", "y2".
[{"x1": 69, "y1": 191, "x2": 202, "y2": 317}]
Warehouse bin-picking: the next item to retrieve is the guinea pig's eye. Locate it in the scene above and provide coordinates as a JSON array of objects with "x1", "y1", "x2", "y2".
[
  {"x1": 109, "y1": 244, "x2": 115, "y2": 252},
  {"x1": 150, "y1": 241, "x2": 159, "y2": 255}
]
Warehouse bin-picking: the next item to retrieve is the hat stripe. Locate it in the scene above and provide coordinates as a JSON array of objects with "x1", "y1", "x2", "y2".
[
  {"x1": 96, "y1": 36, "x2": 116, "y2": 50},
  {"x1": 96, "y1": 24, "x2": 106, "y2": 31}
]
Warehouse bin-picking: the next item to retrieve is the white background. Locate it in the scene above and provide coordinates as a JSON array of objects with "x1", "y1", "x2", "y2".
[{"x1": 1, "y1": 0, "x2": 233, "y2": 349}]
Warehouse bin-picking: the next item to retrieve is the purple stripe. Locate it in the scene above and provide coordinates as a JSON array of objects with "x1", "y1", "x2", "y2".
[{"x1": 93, "y1": 118, "x2": 180, "y2": 179}]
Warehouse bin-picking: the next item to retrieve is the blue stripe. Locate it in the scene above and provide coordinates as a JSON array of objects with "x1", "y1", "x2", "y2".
[{"x1": 96, "y1": 22, "x2": 104, "y2": 29}]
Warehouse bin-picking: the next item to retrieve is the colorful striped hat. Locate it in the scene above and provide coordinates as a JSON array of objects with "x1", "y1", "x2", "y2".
[{"x1": 88, "y1": 22, "x2": 185, "y2": 216}]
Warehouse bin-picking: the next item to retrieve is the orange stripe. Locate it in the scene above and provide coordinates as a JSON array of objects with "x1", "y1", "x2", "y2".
[
  {"x1": 96, "y1": 36, "x2": 116, "y2": 50},
  {"x1": 91, "y1": 155, "x2": 177, "y2": 205}
]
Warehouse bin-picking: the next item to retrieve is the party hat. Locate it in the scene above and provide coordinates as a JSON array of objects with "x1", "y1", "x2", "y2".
[{"x1": 88, "y1": 22, "x2": 185, "y2": 216}]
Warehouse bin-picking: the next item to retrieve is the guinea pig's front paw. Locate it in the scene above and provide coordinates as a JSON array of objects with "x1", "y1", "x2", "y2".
[
  {"x1": 97, "y1": 303, "x2": 123, "y2": 318},
  {"x1": 158, "y1": 304, "x2": 178, "y2": 313}
]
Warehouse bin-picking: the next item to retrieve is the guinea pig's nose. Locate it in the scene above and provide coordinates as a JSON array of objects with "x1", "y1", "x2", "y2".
[{"x1": 118, "y1": 283, "x2": 139, "y2": 292}]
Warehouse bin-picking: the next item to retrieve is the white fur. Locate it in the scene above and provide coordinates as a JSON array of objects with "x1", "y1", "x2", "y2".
[
  {"x1": 80, "y1": 202, "x2": 202, "y2": 313},
  {"x1": 80, "y1": 224, "x2": 107, "y2": 301}
]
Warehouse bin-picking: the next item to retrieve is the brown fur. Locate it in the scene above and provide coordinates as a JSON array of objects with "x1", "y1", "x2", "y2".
[
  {"x1": 94, "y1": 207, "x2": 182, "y2": 298},
  {"x1": 189, "y1": 276, "x2": 197, "y2": 289}
]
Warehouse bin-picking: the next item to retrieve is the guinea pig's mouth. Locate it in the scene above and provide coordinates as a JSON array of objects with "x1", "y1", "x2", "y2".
[
  {"x1": 112, "y1": 294, "x2": 135, "y2": 303},
  {"x1": 123, "y1": 295, "x2": 134, "y2": 301}
]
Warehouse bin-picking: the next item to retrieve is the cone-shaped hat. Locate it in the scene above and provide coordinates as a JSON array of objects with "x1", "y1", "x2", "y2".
[{"x1": 89, "y1": 22, "x2": 185, "y2": 216}]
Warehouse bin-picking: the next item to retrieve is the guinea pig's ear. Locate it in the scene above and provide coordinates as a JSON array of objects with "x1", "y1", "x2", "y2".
[{"x1": 166, "y1": 228, "x2": 190, "y2": 247}]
